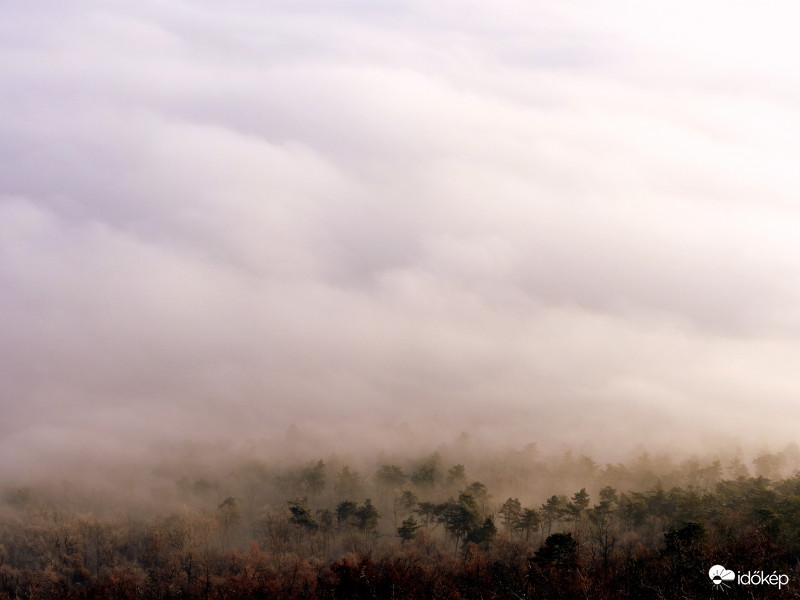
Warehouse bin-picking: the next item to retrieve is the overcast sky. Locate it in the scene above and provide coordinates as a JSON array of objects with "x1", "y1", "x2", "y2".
[{"x1": 3, "y1": 1, "x2": 800, "y2": 469}]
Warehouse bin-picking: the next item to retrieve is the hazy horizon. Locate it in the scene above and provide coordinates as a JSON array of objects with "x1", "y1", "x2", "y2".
[{"x1": 3, "y1": 1, "x2": 800, "y2": 477}]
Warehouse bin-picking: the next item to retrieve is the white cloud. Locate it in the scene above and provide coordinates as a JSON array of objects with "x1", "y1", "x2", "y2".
[{"x1": 2, "y1": 0, "x2": 800, "y2": 469}]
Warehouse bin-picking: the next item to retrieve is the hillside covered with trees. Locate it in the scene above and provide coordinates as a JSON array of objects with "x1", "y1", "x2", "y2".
[{"x1": 2, "y1": 446, "x2": 800, "y2": 598}]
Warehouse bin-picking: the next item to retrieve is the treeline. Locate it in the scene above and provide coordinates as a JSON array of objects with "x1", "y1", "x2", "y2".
[{"x1": 2, "y1": 447, "x2": 800, "y2": 598}]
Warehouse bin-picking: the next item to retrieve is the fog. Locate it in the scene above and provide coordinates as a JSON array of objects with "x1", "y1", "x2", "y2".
[{"x1": 3, "y1": 1, "x2": 800, "y2": 481}]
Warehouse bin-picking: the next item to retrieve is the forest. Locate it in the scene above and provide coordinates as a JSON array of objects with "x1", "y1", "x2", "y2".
[{"x1": 2, "y1": 443, "x2": 800, "y2": 599}]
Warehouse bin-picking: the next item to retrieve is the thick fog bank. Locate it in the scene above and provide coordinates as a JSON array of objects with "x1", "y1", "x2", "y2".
[{"x1": 4, "y1": 1, "x2": 800, "y2": 485}]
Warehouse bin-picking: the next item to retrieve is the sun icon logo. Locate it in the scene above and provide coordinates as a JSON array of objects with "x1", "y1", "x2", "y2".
[{"x1": 709, "y1": 565, "x2": 735, "y2": 590}]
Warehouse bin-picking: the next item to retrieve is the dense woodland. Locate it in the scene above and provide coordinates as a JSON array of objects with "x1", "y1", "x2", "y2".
[{"x1": 3, "y1": 444, "x2": 800, "y2": 599}]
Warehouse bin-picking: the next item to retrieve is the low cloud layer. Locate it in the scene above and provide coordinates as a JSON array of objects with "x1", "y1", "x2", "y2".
[{"x1": 3, "y1": 1, "x2": 800, "y2": 472}]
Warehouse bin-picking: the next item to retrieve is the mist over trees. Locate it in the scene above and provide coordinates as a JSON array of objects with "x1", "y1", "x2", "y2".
[
  {"x1": 2, "y1": 443, "x2": 800, "y2": 598},
  {"x1": 4, "y1": 1, "x2": 800, "y2": 598}
]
